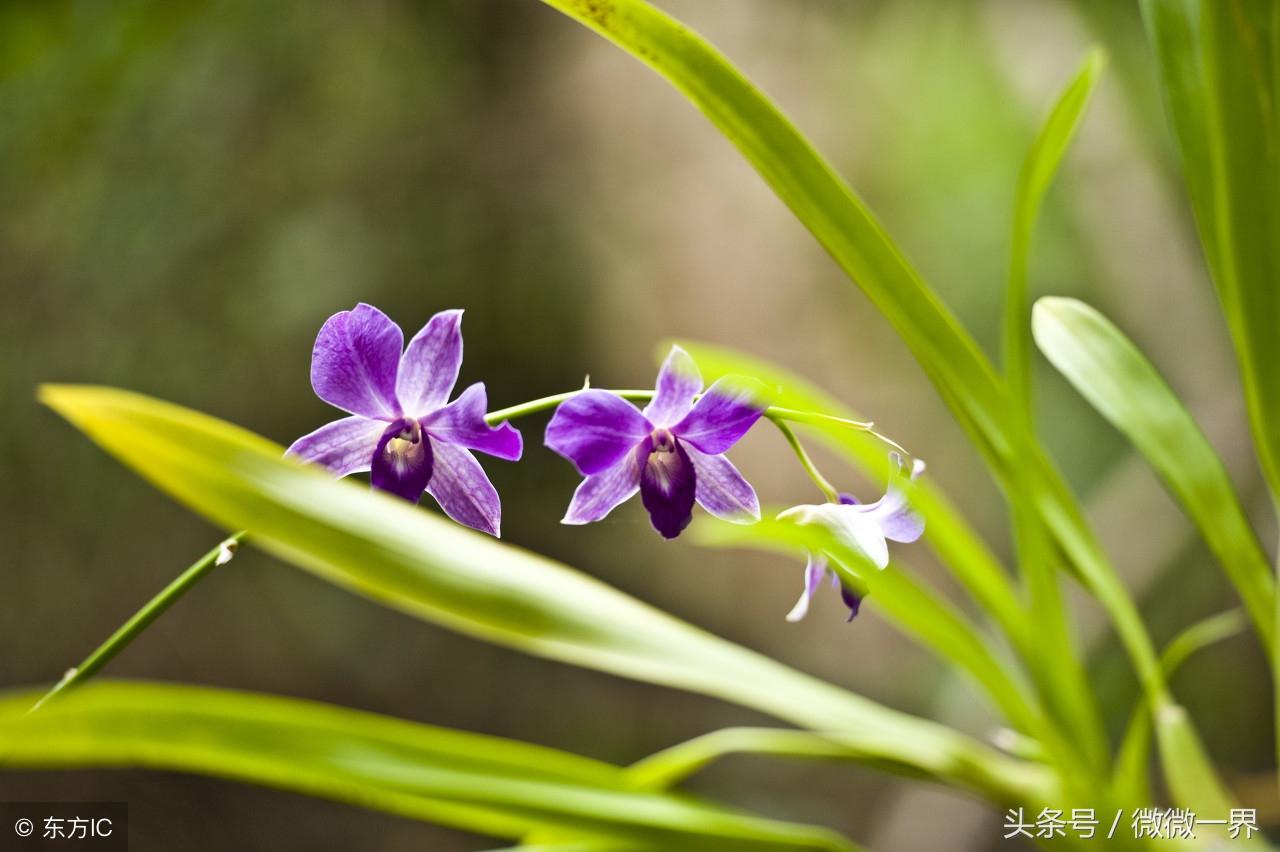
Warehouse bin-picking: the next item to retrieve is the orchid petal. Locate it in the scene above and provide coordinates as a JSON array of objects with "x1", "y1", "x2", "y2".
[
  {"x1": 826, "y1": 505, "x2": 891, "y2": 569},
  {"x1": 425, "y1": 439, "x2": 502, "y2": 536},
  {"x1": 860, "y1": 453, "x2": 926, "y2": 543},
  {"x1": 562, "y1": 444, "x2": 645, "y2": 525},
  {"x1": 672, "y1": 377, "x2": 765, "y2": 454},
  {"x1": 545, "y1": 389, "x2": 650, "y2": 475},
  {"x1": 371, "y1": 419, "x2": 433, "y2": 503},
  {"x1": 424, "y1": 382, "x2": 522, "y2": 461},
  {"x1": 286, "y1": 415, "x2": 385, "y2": 477},
  {"x1": 396, "y1": 309, "x2": 464, "y2": 415},
  {"x1": 311, "y1": 303, "x2": 404, "y2": 419},
  {"x1": 639, "y1": 436, "x2": 696, "y2": 539},
  {"x1": 780, "y1": 502, "x2": 890, "y2": 570},
  {"x1": 687, "y1": 446, "x2": 759, "y2": 522},
  {"x1": 785, "y1": 553, "x2": 829, "y2": 622},
  {"x1": 643, "y1": 345, "x2": 702, "y2": 427}
]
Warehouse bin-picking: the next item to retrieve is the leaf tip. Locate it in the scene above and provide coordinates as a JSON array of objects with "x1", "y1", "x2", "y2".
[
  {"x1": 37, "y1": 383, "x2": 89, "y2": 420},
  {"x1": 1082, "y1": 45, "x2": 1108, "y2": 77}
]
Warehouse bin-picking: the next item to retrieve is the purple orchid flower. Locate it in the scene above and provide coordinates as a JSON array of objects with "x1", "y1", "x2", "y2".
[
  {"x1": 782, "y1": 453, "x2": 925, "y2": 622},
  {"x1": 544, "y1": 345, "x2": 764, "y2": 539},
  {"x1": 286, "y1": 303, "x2": 522, "y2": 537}
]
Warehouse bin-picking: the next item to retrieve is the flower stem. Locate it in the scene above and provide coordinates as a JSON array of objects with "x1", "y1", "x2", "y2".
[
  {"x1": 485, "y1": 388, "x2": 873, "y2": 431},
  {"x1": 29, "y1": 531, "x2": 248, "y2": 713},
  {"x1": 773, "y1": 420, "x2": 841, "y2": 503}
]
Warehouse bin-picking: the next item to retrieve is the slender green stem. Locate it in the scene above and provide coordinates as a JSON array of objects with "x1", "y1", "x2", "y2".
[
  {"x1": 773, "y1": 420, "x2": 840, "y2": 503},
  {"x1": 29, "y1": 531, "x2": 248, "y2": 713},
  {"x1": 484, "y1": 388, "x2": 873, "y2": 432}
]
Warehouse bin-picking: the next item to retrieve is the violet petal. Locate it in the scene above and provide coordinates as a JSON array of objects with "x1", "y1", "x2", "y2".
[
  {"x1": 545, "y1": 389, "x2": 651, "y2": 476},
  {"x1": 371, "y1": 419, "x2": 433, "y2": 502},
  {"x1": 424, "y1": 439, "x2": 503, "y2": 536},
  {"x1": 562, "y1": 444, "x2": 645, "y2": 525},
  {"x1": 860, "y1": 454, "x2": 926, "y2": 543},
  {"x1": 686, "y1": 445, "x2": 759, "y2": 522},
  {"x1": 643, "y1": 345, "x2": 702, "y2": 427},
  {"x1": 639, "y1": 435, "x2": 696, "y2": 539},
  {"x1": 423, "y1": 382, "x2": 523, "y2": 461},
  {"x1": 785, "y1": 553, "x2": 829, "y2": 622},
  {"x1": 311, "y1": 303, "x2": 404, "y2": 419},
  {"x1": 396, "y1": 309, "x2": 464, "y2": 416},
  {"x1": 286, "y1": 415, "x2": 385, "y2": 477},
  {"x1": 672, "y1": 377, "x2": 764, "y2": 455}
]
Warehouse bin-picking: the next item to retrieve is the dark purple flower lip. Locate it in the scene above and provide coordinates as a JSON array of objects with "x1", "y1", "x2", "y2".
[
  {"x1": 639, "y1": 432, "x2": 695, "y2": 539},
  {"x1": 286, "y1": 305, "x2": 522, "y2": 537},
  {"x1": 372, "y1": 418, "x2": 433, "y2": 503},
  {"x1": 545, "y1": 345, "x2": 764, "y2": 538}
]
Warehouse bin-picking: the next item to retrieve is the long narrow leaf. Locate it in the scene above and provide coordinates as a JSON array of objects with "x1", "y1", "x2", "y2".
[
  {"x1": 1032, "y1": 298, "x2": 1274, "y2": 654},
  {"x1": 627, "y1": 728, "x2": 887, "y2": 793},
  {"x1": 0, "y1": 681, "x2": 855, "y2": 851},
  {"x1": 1005, "y1": 47, "x2": 1105, "y2": 416},
  {"x1": 38, "y1": 384, "x2": 1045, "y2": 806},
  {"x1": 1001, "y1": 53, "x2": 1111, "y2": 770},
  {"x1": 1143, "y1": 0, "x2": 1280, "y2": 490},
  {"x1": 1142, "y1": 0, "x2": 1280, "y2": 771}
]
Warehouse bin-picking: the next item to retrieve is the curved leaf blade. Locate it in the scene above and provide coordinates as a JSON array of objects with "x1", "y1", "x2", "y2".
[
  {"x1": 1005, "y1": 47, "x2": 1105, "y2": 414},
  {"x1": 1032, "y1": 297, "x2": 1274, "y2": 653},
  {"x1": 627, "y1": 728, "x2": 868, "y2": 793},
  {"x1": 37, "y1": 384, "x2": 1037, "y2": 805},
  {"x1": 0, "y1": 681, "x2": 854, "y2": 851}
]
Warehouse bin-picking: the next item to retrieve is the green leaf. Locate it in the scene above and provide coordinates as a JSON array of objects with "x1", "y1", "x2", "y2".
[
  {"x1": 1160, "y1": 608, "x2": 1249, "y2": 675},
  {"x1": 626, "y1": 728, "x2": 902, "y2": 793},
  {"x1": 0, "y1": 681, "x2": 854, "y2": 851},
  {"x1": 484, "y1": 845, "x2": 635, "y2": 852},
  {"x1": 1140, "y1": 0, "x2": 1218, "y2": 271},
  {"x1": 1005, "y1": 47, "x2": 1105, "y2": 416},
  {"x1": 38, "y1": 384, "x2": 1043, "y2": 806},
  {"x1": 1142, "y1": 0, "x2": 1280, "y2": 771},
  {"x1": 1154, "y1": 704, "x2": 1239, "y2": 819},
  {"x1": 1112, "y1": 609, "x2": 1249, "y2": 814},
  {"x1": 1032, "y1": 297, "x2": 1274, "y2": 655},
  {"x1": 1000, "y1": 50, "x2": 1111, "y2": 771},
  {"x1": 1142, "y1": 0, "x2": 1280, "y2": 499}
]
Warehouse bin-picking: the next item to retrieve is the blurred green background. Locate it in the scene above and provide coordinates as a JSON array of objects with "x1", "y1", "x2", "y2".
[{"x1": 1, "y1": 1, "x2": 1273, "y2": 849}]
